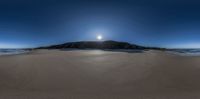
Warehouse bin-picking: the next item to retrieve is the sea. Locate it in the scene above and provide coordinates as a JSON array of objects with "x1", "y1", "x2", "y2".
[
  {"x1": 0, "y1": 49, "x2": 28, "y2": 56},
  {"x1": 0, "y1": 48, "x2": 200, "y2": 56},
  {"x1": 169, "y1": 49, "x2": 200, "y2": 56}
]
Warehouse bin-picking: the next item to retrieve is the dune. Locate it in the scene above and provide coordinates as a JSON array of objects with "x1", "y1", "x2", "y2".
[{"x1": 0, "y1": 50, "x2": 200, "y2": 99}]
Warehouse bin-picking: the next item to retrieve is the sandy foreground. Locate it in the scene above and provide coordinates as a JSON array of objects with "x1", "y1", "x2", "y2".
[{"x1": 0, "y1": 50, "x2": 200, "y2": 99}]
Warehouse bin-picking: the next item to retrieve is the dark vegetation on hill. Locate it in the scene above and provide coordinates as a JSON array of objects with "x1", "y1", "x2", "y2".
[{"x1": 37, "y1": 40, "x2": 166, "y2": 50}]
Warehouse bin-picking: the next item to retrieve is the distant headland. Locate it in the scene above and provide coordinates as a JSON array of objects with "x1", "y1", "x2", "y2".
[{"x1": 37, "y1": 40, "x2": 166, "y2": 50}]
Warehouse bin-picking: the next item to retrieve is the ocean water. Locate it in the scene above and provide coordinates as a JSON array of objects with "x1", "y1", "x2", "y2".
[
  {"x1": 0, "y1": 49, "x2": 28, "y2": 56},
  {"x1": 170, "y1": 49, "x2": 200, "y2": 56}
]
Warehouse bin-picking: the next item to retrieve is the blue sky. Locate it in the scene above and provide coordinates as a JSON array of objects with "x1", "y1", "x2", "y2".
[{"x1": 0, "y1": 0, "x2": 200, "y2": 48}]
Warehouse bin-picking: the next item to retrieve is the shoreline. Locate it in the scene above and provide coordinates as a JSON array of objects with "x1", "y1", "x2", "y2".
[{"x1": 1, "y1": 49, "x2": 200, "y2": 57}]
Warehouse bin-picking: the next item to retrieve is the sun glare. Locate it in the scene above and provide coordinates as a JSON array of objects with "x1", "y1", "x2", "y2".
[{"x1": 97, "y1": 35, "x2": 102, "y2": 40}]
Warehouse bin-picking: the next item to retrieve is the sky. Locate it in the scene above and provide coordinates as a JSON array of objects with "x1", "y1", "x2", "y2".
[{"x1": 0, "y1": 0, "x2": 200, "y2": 48}]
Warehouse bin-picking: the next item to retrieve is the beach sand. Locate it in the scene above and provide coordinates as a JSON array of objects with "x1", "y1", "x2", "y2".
[{"x1": 0, "y1": 50, "x2": 200, "y2": 99}]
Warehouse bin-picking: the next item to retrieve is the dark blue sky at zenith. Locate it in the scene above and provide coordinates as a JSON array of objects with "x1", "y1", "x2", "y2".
[{"x1": 0, "y1": 0, "x2": 200, "y2": 48}]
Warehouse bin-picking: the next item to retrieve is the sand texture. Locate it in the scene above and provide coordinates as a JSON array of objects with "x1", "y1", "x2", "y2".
[{"x1": 0, "y1": 50, "x2": 200, "y2": 99}]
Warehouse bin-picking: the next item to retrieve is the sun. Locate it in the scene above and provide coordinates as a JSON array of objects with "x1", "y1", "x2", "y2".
[{"x1": 97, "y1": 35, "x2": 102, "y2": 40}]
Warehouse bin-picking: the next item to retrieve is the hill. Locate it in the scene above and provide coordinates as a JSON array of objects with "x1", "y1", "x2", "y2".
[{"x1": 38, "y1": 40, "x2": 145, "y2": 49}]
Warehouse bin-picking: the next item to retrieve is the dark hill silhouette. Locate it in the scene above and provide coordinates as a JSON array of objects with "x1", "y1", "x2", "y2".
[{"x1": 38, "y1": 40, "x2": 146, "y2": 49}]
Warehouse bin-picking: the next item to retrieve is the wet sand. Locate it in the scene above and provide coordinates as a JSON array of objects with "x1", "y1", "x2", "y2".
[{"x1": 0, "y1": 50, "x2": 200, "y2": 99}]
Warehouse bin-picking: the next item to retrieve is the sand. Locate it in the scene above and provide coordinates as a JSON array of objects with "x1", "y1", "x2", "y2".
[{"x1": 0, "y1": 50, "x2": 200, "y2": 99}]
